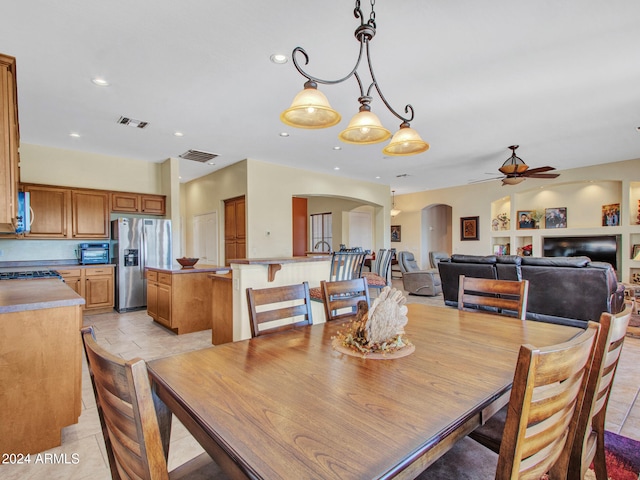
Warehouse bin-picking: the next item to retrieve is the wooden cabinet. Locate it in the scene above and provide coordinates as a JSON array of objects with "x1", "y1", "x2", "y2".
[
  {"x1": 146, "y1": 268, "x2": 211, "y2": 334},
  {"x1": 211, "y1": 273, "x2": 233, "y2": 345},
  {"x1": 23, "y1": 184, "x2": 110, "y2": 239},
  {"x1": 23, "y1": 184, "x2": 69, "y2": 237},
  {"x1": 0, "y1": 53, "x2": 20, "y2": 233},
  {"x1": 72, "y1": 189, "x2": 109, "y2": 238},
  {"x1": 58, "y1": 265, "x2": 114, "y2": 313},
  {"x1": 224, "y1": 195, "x2": 246, "y2": 265},
  {"x1": 112, "y1": 192, "x2": 166, "y2": 216}
]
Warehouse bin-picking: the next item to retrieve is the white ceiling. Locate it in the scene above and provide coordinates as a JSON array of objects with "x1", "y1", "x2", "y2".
[{"x1": 2, "y1": 0, "x2": 639, "y2": 194}]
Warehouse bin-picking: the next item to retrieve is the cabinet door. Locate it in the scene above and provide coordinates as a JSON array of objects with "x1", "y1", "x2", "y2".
[
  {"x1": 84, "y1": 275, "x2": 114, "y2": 309},
  {"x1": 24, "y1": 185, "x2": 69, "y2": 237},
  {"x1": 235, "y1": 197, "x2": 245, "y2": 240},
  {"x1": 0, "y1": 54, "x2": 19, "y2": 233},
  {"x1": 140, "y1": 195, "x2": 166, "y2": 215},
  {"x1": 111, "y1": 192, "x2": 139, "y2": 213},
  {"x1": 156, "y1": 283, "x2": 172, "y2": 327},
  {"x1": 147, "y1": 281, "x2": 158, "y2": 320},
  {"x1": 72, "y1": 190, "x2": 109, "y2": 238}
]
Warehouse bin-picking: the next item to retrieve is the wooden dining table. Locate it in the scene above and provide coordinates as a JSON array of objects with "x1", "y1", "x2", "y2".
[{"x1": 147, "y1": 304, "x2": 582, "y2": 479}]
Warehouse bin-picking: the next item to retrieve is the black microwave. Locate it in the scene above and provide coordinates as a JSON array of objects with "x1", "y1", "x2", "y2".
[{"x1": 78, "y1": 243, "x2": 109, "y2": 265}]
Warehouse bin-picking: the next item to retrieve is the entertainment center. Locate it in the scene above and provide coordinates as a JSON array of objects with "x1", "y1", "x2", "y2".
[{"x1": 490, "y1": 179, "x2": 640, "y2": 284}]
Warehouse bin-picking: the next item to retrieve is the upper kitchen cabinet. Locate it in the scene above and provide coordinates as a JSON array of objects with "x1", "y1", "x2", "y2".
[
  {"x1": 0, "y1": 53, "x2": 20, "y2": 233},
  {"x1": 111, "y1": 192, "x2": 166, "y2": 216},
  {"x1": 23, "y1": 184, "x2": 110, "y2": 239},
  {"x1": 72, "y1": 189, "x2": 109, "y2": 238}
]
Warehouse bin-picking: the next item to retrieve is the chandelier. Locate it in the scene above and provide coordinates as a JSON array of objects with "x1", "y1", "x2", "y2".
[{"x1": 280, "y1": 0, "x2": 430, "y2": 156}]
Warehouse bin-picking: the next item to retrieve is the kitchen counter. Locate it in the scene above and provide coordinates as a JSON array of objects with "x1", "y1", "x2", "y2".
[
  {"x1": 146, "y1": 264, "x2": 230, "y2": 275},
  {"x1": 0, "y1": 278, "x2": 85, "y2": 313}
]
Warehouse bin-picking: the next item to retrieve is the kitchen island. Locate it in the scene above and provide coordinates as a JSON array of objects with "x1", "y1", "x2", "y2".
[
  {"x1": 0, "y1": 279, "x2": 85, "y2": 455},
  {"x1": 146, "y1": 265, "x2": 229, "y2": 334}
]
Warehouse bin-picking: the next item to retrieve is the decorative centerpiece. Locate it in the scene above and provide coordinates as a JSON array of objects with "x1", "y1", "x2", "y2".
[
  {"x1": 332, "y1": 286, "x2": 414, "y2": 359},
  {"x1": 176, "y1": 257, "x2": 199, "y2": 269}
]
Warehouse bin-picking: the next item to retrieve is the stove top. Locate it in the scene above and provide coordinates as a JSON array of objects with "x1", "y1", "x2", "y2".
[{"x1": 0, "y1": 270, "x2": 63, "y2": 280}]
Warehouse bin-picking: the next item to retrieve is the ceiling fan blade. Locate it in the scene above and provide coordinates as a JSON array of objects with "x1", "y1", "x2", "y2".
[
  {"x1": 523, "y1": 166, "x2": 556, "y2": 175},
  {"x1": 469, "y1": 176, "x2": 501, "y2": 184},
  {"x1": 527, "y1": 173, "x2": 560, "y2": 179}
]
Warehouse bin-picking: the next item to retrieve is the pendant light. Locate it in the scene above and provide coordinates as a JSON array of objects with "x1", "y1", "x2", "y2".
[
  {"x1": 281, "y1": 0, "x2": 429, "y2": 156},
  {"x1": 390, "y1": 190, "x2": 401, "y2": 217}
]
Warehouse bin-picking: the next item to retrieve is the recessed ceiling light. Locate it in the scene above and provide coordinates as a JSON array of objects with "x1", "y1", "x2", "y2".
[
  {"x1": 69, "y1": 132, "x2": 80, "y2": 138},
  {"x1": 333, "y1": 146, "x2": 342, "y2": 150},
  {"x1": 91, "y1": 77, "x2": 109, "y2": 87},
  {"x1": 334, "y1": 167, "x2": 340, "y2": 171},
  {"x1": 375, "y1": 176, "x2": 381, "y2": 179},
  {"x1": 174, "y1": 131, "x2": 184, "y2": 137},
  {"x1": 270, "y1": 54, "x2": 288, "y2": 64},
  {"x1": 207, "y1": 162, "x2": 215, "y2": 165},
  {"x1": 279, "y1": 132, "x2": 289, "y2": 137}
]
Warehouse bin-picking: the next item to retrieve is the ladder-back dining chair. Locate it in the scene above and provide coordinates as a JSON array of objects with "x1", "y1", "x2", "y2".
[
  {"x1": 568, "y1": 301, "x2": 632, "y2": 480},
  {"x1": 417, "y1": 321, "x2": 600, "y2": 480},
  {"x1": 362, "y1": 248, "x2": 395, "y2": 294},
  {"x1": 458, "y1": 274, "x2": 530, "y2": 320},
  {"x1": 80, "y1": 326, "x2": 222, "y2": 480},
  {"x1": 246, "y1": 282, "x2": 313, "y2": 337},
  {"x1": 309, "y1": 250, "x2": 367, "y2": 302},
  {"x1": 320, "y1": 277, "x2": 370, "y2": 322}
]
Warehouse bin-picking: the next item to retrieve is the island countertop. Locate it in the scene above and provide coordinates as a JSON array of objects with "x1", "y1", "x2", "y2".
[
  {"x1": 0, "y1": 279, "x2": 85, "y2": 313},
  {"x1": 146, "y1": 265, "x2": 231, "y2": 275},
  {"x1": 229, "y1": 256, "x2": 330, "y2": 265}
]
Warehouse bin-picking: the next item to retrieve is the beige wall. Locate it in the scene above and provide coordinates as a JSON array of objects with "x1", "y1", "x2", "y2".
[{"x1": 20, "y1": 143, "x2": 164, "y2": 193}]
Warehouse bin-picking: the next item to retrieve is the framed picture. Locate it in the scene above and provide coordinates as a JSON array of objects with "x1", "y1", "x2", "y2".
[
  {"x1": 460, "y1": 216, "x2": 479, "y2": 241},
  {"x1": 516, "y1": 210, "x2": 535, "y2": 229},
  {"x1": 602, "y1": 203, "x2": 620, "y2": 226},
  {"x1": 391, "y1": 225, "x2": 401, "y2": 242},
  {"x1": 545, "y1": 207, "x2": 567, "y2": 229},
  {"x1": 632, "y1": 244, "x2": 640, "y2": 261}
]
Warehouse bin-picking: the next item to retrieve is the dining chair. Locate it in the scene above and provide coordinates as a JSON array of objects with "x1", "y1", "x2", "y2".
[
  {"x1": 417, "y1": 321, "x2": 600, "y2": 480},
  {"x1": 567, "y1": 301, "x2": 632, "y2": 480},
  {"x1": 457, "y1": 274, "x2": 530, "y2": 320},
  {"x1": 246, "y1": 281, "x2": 313, "y2": 337},
  {"x1": 80, "y1": 326, "x2": 222, "y2": 480},
  {"x1": 320, "y1": 277, "x2": 370, "y2": 322},
  {"x1": 309, "y1": 250, "x2": 367, "y2": 301},
  {"x1": 362, "y1": 248, "x2": 395, "y2": 294}
]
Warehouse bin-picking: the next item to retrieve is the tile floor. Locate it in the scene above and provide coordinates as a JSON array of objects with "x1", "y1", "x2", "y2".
[{"x1": 2, "y1": 280, "x2": 638, "y2": 480}]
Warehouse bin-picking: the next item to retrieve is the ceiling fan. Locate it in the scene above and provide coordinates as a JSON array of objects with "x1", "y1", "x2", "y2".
[{"x1": 471, "y1": 145, "x2": 560, "y2": 185}]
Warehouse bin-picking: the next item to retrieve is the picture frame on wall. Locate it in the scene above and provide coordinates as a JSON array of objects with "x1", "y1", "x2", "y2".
[
  {"x1": 545, "y1": 207, "x2": 567, "y2": 229},
  {"x1": 632, "y1": 244, "x2": 640, "y2": 261},
  {"x1": 602, "y1": 203, "x2": 620, "y2": 226},
  {"x1": 460, "y1": 216, "x2": 479, "y2": 241},
  {"x1": 391, "y1": 225, "x2": 401, "y2": 242},
  {"x1": 516, "y1": 210, "x2": 535, "y2": 229}
]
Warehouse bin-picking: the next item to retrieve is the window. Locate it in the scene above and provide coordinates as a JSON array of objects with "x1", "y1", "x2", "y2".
[{"x1": 311, "y1": 213, "x2": 332, "y2": 252}]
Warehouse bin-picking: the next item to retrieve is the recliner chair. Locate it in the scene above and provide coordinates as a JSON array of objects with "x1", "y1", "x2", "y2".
[{"x1": 398, "y1": 251, "x2": 442, "y2": 297}]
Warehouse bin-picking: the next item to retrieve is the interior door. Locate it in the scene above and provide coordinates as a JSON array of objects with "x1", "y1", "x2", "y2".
[
  {"x1": 348, "y1": 211, "x2": 373, "y2": 252},
  {"x1": 193, "y1": 212, "x2": 218, "y2": 265}
]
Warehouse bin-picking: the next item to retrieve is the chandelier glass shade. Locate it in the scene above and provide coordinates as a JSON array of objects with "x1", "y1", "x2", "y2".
[
  {"x1": 281, "y1": 0, "x2": 429, "y2": 156},
  {"x1": 499, "y1": 145, "x2": 529, "y2": 175}
]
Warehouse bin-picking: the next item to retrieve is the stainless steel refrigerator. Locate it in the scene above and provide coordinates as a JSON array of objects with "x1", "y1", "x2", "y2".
[{"x1": 112, "y1": 217, "x2": 172, "y2": 312}]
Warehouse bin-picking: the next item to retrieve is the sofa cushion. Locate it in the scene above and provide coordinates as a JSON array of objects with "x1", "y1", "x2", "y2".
[
  {"x1": 521, "y1": 256, "x2": 590, "y2": 267},
  {"x1": 451, "y1": 254, "x2": 497, "y2": 264}
]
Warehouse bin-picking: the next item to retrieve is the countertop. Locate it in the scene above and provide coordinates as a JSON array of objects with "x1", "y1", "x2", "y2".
[
  {"x1": 229, "y1": 256, "x2": 331, "y2": 265},
  {"x1": 146, "y1": 265, "x2": 231, "y2": 275},
  {"x1": 0, "y1": 279, "x2": 85, "y2": 313}
]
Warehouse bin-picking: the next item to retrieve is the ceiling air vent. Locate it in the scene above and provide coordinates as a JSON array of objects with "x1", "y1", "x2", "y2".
[
  {"x1": 178, "y1": 149, "x2": 219, "y2": 163},
  {"x1": 117, "y1": 116, "x2": 149, "y2": 129}
]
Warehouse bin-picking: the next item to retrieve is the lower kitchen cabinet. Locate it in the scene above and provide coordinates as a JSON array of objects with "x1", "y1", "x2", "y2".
[
  {"x1": 146, "y1": 268, "x2": 211, "y2": 334},
  {"x1": 57, "y1": 265, "x2": 115, "y2": 314}
]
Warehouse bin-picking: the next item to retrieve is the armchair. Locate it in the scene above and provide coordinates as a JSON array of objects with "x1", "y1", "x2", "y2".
[{"x1": 398, "y1": 251, "x2": 443, "y2": 297}]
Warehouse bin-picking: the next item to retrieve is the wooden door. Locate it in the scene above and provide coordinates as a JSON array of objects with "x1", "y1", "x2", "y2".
[
  {"x1": 292, "y1": 197, "x2": 308, "y2": 256},
  {"x1": 224, "y1": 196, "x2": 246, "y2": 265},
  {"x1": 0, "y1": 54, "x2": 19, "y2": 233},
  {"x1": 157, "y1": 284, "x2": 172, "y2": 327},
  {"x1": 140, "y1": 194, "x2": 165, "y2": 215},
  {"x1": 111, "y1": 192, "x2": 139, "y2": 213},
  {"x1": 24, "y1": 185, "x2": 69, "y2": 237},
  {"x1": 84, "y1": 275, "x2": 113, "y2": 309},
  {"x1": 72, "y1": 190, "x2": 109, "y2": 238},
  {"x1": 147, "y1": 280, "x2": 158, "y2": 319}
]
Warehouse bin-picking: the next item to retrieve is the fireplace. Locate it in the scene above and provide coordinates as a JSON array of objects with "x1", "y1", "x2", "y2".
[{"x1": 542, "y1": 235, "x2": 621, "y2": 280}]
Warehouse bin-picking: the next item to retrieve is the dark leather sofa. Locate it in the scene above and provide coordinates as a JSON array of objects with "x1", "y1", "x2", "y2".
[{"x1": 437, "y1": 254, "x2": 625, "y2": 328}]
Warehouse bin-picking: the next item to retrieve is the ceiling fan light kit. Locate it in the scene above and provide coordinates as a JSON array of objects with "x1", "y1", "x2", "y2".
[
  {"x1": 498, "y1": 145, "x2": 560, "y2": 186},
  {"x1": 281, "y1": 0, "x2": 429, "y2": 156}
]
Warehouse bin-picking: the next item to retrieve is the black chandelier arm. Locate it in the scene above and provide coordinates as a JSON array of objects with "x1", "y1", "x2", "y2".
[
  {"x1": 291, "y1": 45, "x2": 367, "y2": 91},
  {"x1": 364, "y1": 40, "x2": 414, "y2": 123}
]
